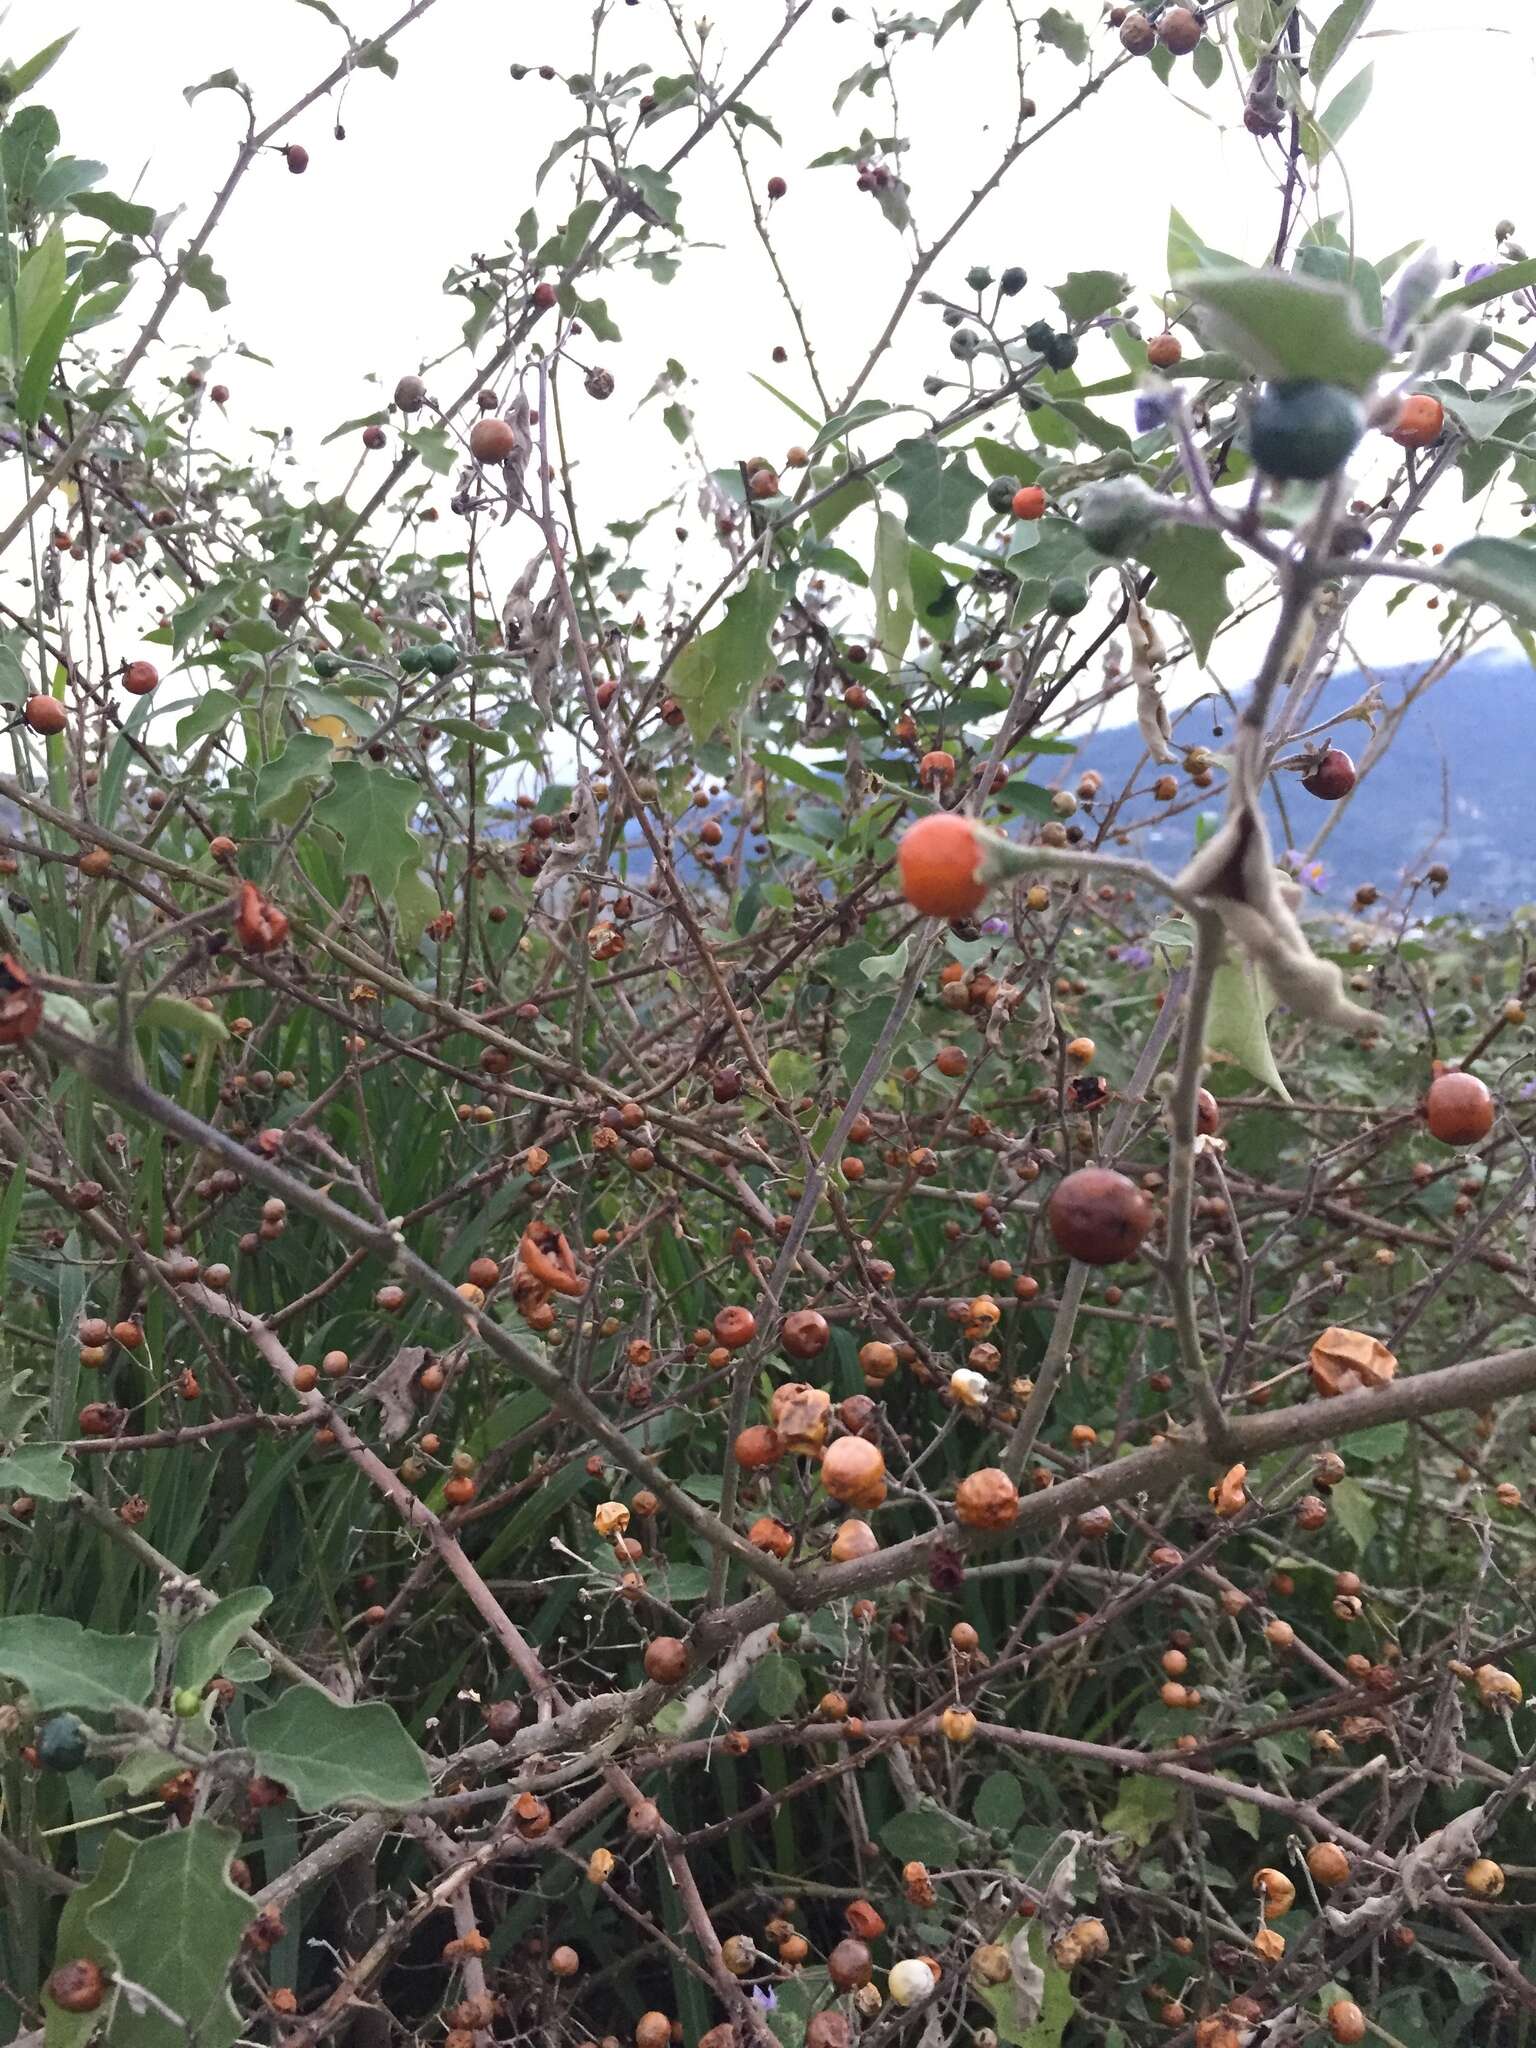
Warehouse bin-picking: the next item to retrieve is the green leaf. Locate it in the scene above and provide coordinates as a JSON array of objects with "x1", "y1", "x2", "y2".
[
  {"x1": 253, "y1": 731, "x2": 333, "y2": 820},
  {"x1": 405, "y1": 425, "x2": 457, "y2": 476},
  {"x1": 872, "y1": 507, "x2": 915, "y2": 674},
  {"x1": 358, "y1": 38, "x2": 399, "y2": 78},
  {"x1": 1420, "y1": 379, "x2": 1531, "y2": 443},
  {"x1": 809, "y1": 472, "x2": 874, "y2": 539},
  {"x1": 183, "y1": 68, "x2": 248, "y2": 107},
  {"x1": 1104, "y1": 1774, "x2": 1177, "y2": 1848},
  {"x1": 0, "y1": 105, "x2": 59, "y2": 215},
  {"x1": 812, "y1": 398, "x2": 900, "y2": 450},
  {"x1": 754, "y1": 1655, "x2": 804, "y2": 1717},
  {"x1": 17, "y1": 277, "x2": 78, "y2": 425},
  {"x1": 176, "y1": 688, "x2": 240, "y2": 749},
  {"x1": 245, "y1": 1687, "x2": 433, "y2": 1810},
  {"x1": 1227, "y1": 1796, "x2": 1261, "y2": 1838},
  {"x1": 171, "y1": 578, "x2": 240, "y2": 656},
  {"x1": 43, "y1": 1830, "x2": 131, "y2": 2048},
  {"x1": 1312, "y1": 0, "x2": 1374, "y2": 82},
  {"x1": 1437, "y1": 256, "x2": 1536, "y2": 312},
  {"x1": 747, "y1": 371, "x2": 818, "y2": 429},
  {"x1": 392, "y1": 854, "x2": 440, "y2": 954},
  {"x1": 180, "y1": 250, "x2": 229, "y2": 312},
  {"x1": 662, "y1": 400, "x2": 692, "y2": 444},
  {"x1": 86, "y1": 1824, "x2": 253, "y2": 2048},
  {"x1": 1440, "y1": 536, "x2": 1536, "y2": 623},
  {"x1": 973, "y1": 1769, "x2": 1026, "y2": 1833},
  {"x1": 1314, "y1": 63, "x2": 1373, "y2": 155},
  {"x1": 225, "y1": 616, "x2": 286, "y2": 654},
  {"x1": 1167, "y1": 205, "x2": 1240, "y2": 280},
  {"x1": 1331, "y1": 1476, "x2": 1375, "y2": 1555},
  {"x1": 1207, "y1": 959, "x2": 1291, "y2": 1102},
  {"x1": 122, "y1": 995, "x2": 230, "y2": 1047},
  {"x1": 1178, "y1": 263, "x2": 1392, "y2": 392},
  {"x1": 4, "y1": 33, "x2": 75, "y2": 103},
  {"x1": 314, "y1": 760, "x2": 420, "y2": 887},
  {"x1": 572, "y1": 293, "x2": 620, "y2": 343},
  {"x1": 975, "y1": 1921, "x2": 1076, "y2": 2048},
  {"x1": 548, "y1": 196, "x2": 605, "y2": 270},
  {"x1": 670, "y1": 570, "x2": 782, "y2": 738},
  {"x1": 1138, "y1": 525, "x2": 1241, "y2": 663},
  {"x1": 434, "y1": 716, "x2": 508, "y2": 754},
  {"x1": 878, "y1": 1805, "x2": 968, "y2": 1863},
  {"x1": 1345, "y1": 1422, "x2": 1407, "y2": 1464},
  {"x1": 33, "y1": 156, "x2": 105, "y2": 213},
  {"x1": 1192, "y1": 34, "x2": 1223, "y2": 85},
  {"x1": 11, "y1": 228, "x2": 66, "y2": 363},
  {"x1": 175, "y1": 1588, "x2": 271, "y2": 1693},
  {"x1": 0, "y1": 1615, "x2": 155, "y2": 1713},
  {"x1": 1052, "y1": 270, "x2": 1128, "y2": 323},
  {"x1": 728, "y1": 100, "x2": 782, "y2": 144},
  {"x1": 624, "y1": 165, "x2": 680, "y2": 228},
  {"x1": 1294, "y1": 243, "x2": 1382, "y2": 333},
  {"x1": 0, "y1": 1443, "x2": 71, "y2": 1500},
  {"x1": 1037, "y1": 7, "x2": 1089, "y2": 62},
  {"x1": 887, "y1": 437, "x2": 983, "y2": 546}
]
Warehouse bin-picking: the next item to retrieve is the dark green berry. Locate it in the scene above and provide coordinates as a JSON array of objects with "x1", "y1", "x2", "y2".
[
  {"x1": 965, "y1": 265, "x2": 993, "y2": 293},
  {"x1": 425, "y1": 643, "x2": 459, "y2": 677},
  {"x1": 1077, "y1": 478, "x2": 1163, "y2": 558},
  {"x1": 313, "y1": 651, "x2": 344, "y2": 679},
  {"x1": 399, "y1": 644, "x2": 430, "y2": 674},
  {"x1": 949, "y1": 329, "x2": 981, "y2": 360},
  {"x1": 1046, "y1": 333, "x2": 1079, "y2": 372},
  {"x1": 38, "y1": 1713, "x2": 89, "y2": 1773},
  {"x1": 1000, "y1": 266, "x2": 1027, "y2": 296},
  {"x1": 1046, "y1": 575, "x2": 1090, "y2": 618},
  {"x1": 1024, "y1": 319, "x2": 1055, "y2": 354},
  {"x1": 1247, "y1": 380, "x2": 1364, "y2": 482},
  {"x1": 986, "y1": 475, "x2": 1022, "y2": 514}
]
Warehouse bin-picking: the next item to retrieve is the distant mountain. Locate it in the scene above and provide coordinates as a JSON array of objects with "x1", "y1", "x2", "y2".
[{"x1": 1066, "y1": 648, "x2": 1534, "y2": 912}]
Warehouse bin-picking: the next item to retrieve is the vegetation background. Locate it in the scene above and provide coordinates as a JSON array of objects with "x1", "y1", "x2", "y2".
[{"x1": 1, "y1": 7, "x2": 1536, "y2": 2048}]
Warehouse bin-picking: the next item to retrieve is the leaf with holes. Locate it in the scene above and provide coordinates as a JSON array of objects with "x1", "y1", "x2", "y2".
[
  {"x1": 872, "y1": 507, "x2": 915, "y2": 673},
  {"x1": 670, "y1": 571, "x2": 782, "y2": 738}
]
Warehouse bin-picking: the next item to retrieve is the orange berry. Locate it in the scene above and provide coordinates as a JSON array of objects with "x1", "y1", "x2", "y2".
[
  {"x1": 898, "y1": 812, "x2": 987, "y2": 919},
  {"x1": 1389, "y1": 393, "x2": 1444, "y2": 450},
  {"x1": 1011, "y1": 485, "x2": 1046, "y2": 520}
]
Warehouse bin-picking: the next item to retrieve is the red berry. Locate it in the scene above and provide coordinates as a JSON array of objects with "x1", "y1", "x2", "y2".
[
  {"x1": 1301, "y1": 747, "x2": 1356, "y2": 801},
  {"x1": 283, "y1": 144, "x2": 309, "y2": 175},
  {"x1": 1424, "y1": 1070, "x2": 1494, "y2": 1146}
]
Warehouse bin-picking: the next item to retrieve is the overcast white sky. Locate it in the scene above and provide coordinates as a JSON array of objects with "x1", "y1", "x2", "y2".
[{"x1": 11, "y1": 0, "x2": 1536, "y2": 696}]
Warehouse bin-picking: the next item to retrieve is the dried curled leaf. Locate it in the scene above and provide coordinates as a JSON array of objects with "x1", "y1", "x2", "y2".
[
  {"x1": 1208, "y1": 1463, "x2": 1248, "y2": 1517},
  {"x1": 1177, "y1": 788, "x2": 1379, "y2": 1036},
  {"x1": 1127, "y1": 587, "x2": 1174, "y2": 764},
  {"x1": 515, "y1": 1222, "x2": 587, "y2": 1300},
  {"x1": 1308, "y1": 1326, "x2": 1398, "y2": 1400}
]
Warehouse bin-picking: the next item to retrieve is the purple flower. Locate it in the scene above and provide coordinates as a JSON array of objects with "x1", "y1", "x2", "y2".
[
  {"x1": 750, "y1": 1987, "x2": 778, "y2": 2011},
  {"x1": 1281, "y1": 850, "x2": 1327, "y2": 895},
  {"x1": 980, "y1": 914, "x2": 1008, "y2": 935},
  {"x1": 1117, "y1": 944, "x2": 1153, "y2": 970},
  {"x1": 1465, "y1": 261, "x2": 1498, "y2": 285},
  {"x1": 1134, "y1": 391, "x2": 1171, "y2": 434}
]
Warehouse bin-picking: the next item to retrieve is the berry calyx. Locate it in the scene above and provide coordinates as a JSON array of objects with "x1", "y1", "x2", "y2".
[
  {"x1": 898, "y1": 813, "x2": 987, "y2": 919},
  {"x1": 1300, "y1": 746, "x2": 1356, "y2": 800}
]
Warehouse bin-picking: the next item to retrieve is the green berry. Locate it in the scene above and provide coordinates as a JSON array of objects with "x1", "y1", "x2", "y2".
[
  {"x1": 986, "y1": 475, "x2": 1021, "y2": 514},
  {"x1": 173, "y1": 1687, "x2": 204, "y2": 1719},
  {"x1": 313, "y1": 651, "x2": 344, "y2": 679},
  {"x1": 965, "y1": 265, "x2": 993, "y2": 293},
  {"x1": 1000, "y1": 266, "x2": 1027, "y2": 296},
  {"x1": 1024, "y1": 319, "x2": 1055, "y2": 354},
  {"x1": 1046, "y1": 333, "x2": 1079, "y2": 372},
  {"x1": 1046, "y1": 575, "x2": 1090, "y2": 618},
  {"x1": 1247, "y1": 380, "x2": 1364, "y2": 483},
  {"x1": 399, "y1": 644, "x2": 430, "y2": 674},
  {"x1": 38, "y1": 1713, "x2": 89, "y2": 1772},
  {"x1": 1077, "y1": 477, "x2": 1163, "y2": 558},
  {"x1": 775, "y1": 1613, "x2": 804, "y2": 1643},
  {"x1": 425, "y1": 643, "x2": 459, "y2": 677}
]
